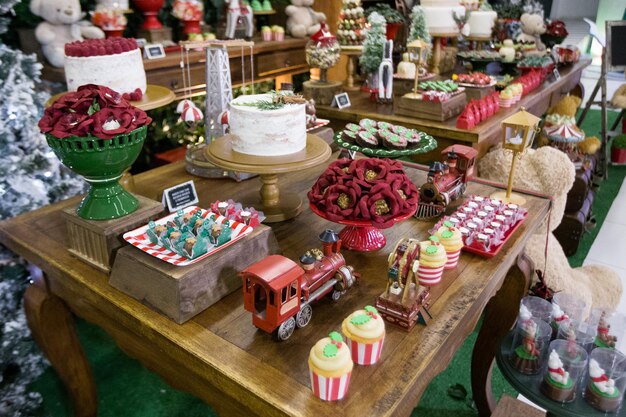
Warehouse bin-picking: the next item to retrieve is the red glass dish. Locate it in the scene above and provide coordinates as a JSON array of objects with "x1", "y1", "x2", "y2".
[{"x1": 309, "y1": 203, "x2": 416, "y2": 251}]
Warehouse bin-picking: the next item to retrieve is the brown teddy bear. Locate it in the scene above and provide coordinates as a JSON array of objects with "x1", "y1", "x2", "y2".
[
  {"x1": 611, "y1": 84, "x2": 626, "y2": 108},
  {"x1": 548, "y1": 95, "x2": 581, "y2": 118},
  {"x1": 478, "y1": 145, "x2": 622, "y2": 311}
]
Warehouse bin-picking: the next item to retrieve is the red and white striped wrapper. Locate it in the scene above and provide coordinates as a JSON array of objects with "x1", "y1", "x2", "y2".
[
  {"x1": 309, "y1": 369, "x2": 351, "y2": 401},
  {"x1": 123, "y1": 206, "x2": 253, "y2": 266},
  {"x1": 418, "y1": 264, "x2": 445, "y2": 286},
  {"x1": 444, "y1": 249, "x2": 461, "y2": 269},
  {"x1": 346, "y1": 337, "x2": 384, "y2": 365}
]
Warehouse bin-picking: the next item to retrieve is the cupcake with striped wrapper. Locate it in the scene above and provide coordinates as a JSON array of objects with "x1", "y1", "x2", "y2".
[
  {"x1": 308, "y1": 332, "x2": 353, "y2": 401},
  {"x1": 342, "y1": 305, "x2": 385, "y2": 365},
  {"x1": 417, "y1": 236, "x2": 447, "y2": 286},
  {"x1": 435, "y1": 220, "x2": 463, "y2": 269}
]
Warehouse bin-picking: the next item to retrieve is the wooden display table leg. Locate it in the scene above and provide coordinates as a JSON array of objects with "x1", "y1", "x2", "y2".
[
  {"x1": 24, "y1": 265, "x2": 97, "y2": 417},
  {"x1": 259, "y1": 174, "x2": 303, "y2": 223},
  {"x1": 471, "y1": 252, "x2": 534, "y2": 417}
]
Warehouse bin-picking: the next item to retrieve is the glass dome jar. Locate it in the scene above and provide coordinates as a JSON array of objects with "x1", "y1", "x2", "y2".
[{"x1": 306, "y1": 23, "x2": 340, "y2": 83}]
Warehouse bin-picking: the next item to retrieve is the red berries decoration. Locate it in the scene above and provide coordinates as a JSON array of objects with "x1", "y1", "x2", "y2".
[{"x1": 64, "y1": 38, "x2": 138, "y2": 57}]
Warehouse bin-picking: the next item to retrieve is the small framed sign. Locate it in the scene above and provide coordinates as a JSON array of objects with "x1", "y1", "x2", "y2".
[
  {"x1": 552, "y1": 67, "x2": 561, "y2": 81},
  {"x1": 162, "y1": 180, "x2": 199, "y2": 212},
  {"x1": 144, "y1": 43, "x2": 166, "y2": 59},
  {"x1": 331, "y1": 92, "x2": 351, "y2": 109},
  {"x1": 135, "y1": 38, "x2": 148, "y2": 48}
]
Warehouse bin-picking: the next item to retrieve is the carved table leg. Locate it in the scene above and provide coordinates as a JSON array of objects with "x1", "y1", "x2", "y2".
[
  {"x1": 472, "y1": 252, "x2": 534, "y2": 417},
  {"x1": 24, "y1": 265, "x2": 97, "y2": 417}
]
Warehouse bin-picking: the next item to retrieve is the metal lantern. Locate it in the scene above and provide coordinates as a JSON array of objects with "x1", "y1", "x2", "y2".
[
  {"x1": 405, "y1": 39, "x2": 430, "y2": 99},
  {"x1": 493, "y1": 107, "x2": 541, "y2": 205},
  {"x1": 501, "y1": 107, "x2": 541, "y2": 152}
]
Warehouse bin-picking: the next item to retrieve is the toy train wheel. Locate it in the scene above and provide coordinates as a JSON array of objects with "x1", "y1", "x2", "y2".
[
  {"x1": 296, "y1": 304, "x2": 313, "y2": 328},
  {"x1": 330, "y1": 289, "x2": 342, "y2": 302},
  {"x1": 275, "y1": 317, "x2": 296, "y2": 341}
]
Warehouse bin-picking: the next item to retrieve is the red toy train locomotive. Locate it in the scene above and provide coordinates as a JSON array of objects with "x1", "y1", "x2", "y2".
[
  {"x1": 415, "y1": 144, "x2": 478, "y2": 219},
  {"x1": 240, "y1": 230, "x2": 359, "y2": 341}
]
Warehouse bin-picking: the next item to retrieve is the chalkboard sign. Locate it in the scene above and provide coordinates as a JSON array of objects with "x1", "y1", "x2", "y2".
[
  {"x1": 606, "y1": 20, "x2": 626, "y2": 71},
  {"x1": 162, "y1": 180, "x2": 199, "y2": 212}
]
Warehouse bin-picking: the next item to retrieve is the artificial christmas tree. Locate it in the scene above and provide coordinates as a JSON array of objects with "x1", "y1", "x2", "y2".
[
  {"x1": 408, "y1": 5, "x2": 431, "y2": 44},
  {"x1": 360, "y1": 11, "x2": 386, "y2": 89},
  {"x1": 337, "y1": 0, "x2": 366, "y2": 46},
  {"x1": 0, "y1": 1, "x2": 86, "y2": 414}
]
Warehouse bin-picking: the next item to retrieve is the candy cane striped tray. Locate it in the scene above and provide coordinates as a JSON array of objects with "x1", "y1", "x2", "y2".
[{"x1": 122, "y1": 206, "x2": 253, "y2": 266}]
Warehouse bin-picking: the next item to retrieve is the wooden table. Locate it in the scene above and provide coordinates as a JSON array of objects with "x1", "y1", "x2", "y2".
[
  {"x1": 0, "y1": 159, "x2": 551, "y2": 417},
  {"x1": 318, "y1": 59, "x2": 591, "y2": 160}
]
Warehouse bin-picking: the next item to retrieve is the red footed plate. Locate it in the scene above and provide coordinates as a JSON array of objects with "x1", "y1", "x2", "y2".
[{"x1": 309, "y1": 203, "x2": 416, "y2": 251}]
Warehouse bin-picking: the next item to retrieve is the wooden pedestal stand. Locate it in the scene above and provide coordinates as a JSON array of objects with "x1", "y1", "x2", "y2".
[
  {"x1": 464, "y1": 35, "x2": 492, "y2": 51},
  {"x1": 340, "y1": 46, "x2": 363, "y2": 90},
  {"x1": 110, "y1": 224, "x2": 280, "y2": 323},
  {"x1": 47, "y1": 85, "x2": 176, "y2": 112},
  {"x1": 205, "y1": 134, "x2": 331, "y2": 223},
  {"x1": 429, "y1": 33, "x2": 457, "y2": 75},
  {"x1": 137, "y1": 27, "x2": 173, "y2": 43},
  {"x1": 303, "y1": 80, "x2": 343, "y2": 105},
  {"x1": 62, "y1": 195, "x2": 165, "y2": 273}
]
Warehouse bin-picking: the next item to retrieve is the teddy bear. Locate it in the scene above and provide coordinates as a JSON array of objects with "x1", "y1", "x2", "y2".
[
  {"x1": 285, "y1": 0, "x2": 326, "y2": 38},
  {"x1": 611, "y1": 84, "x2": 626, "y2": 108},
  {"x1": 548, "y1": 95, "x2": 581, "y2": 117},
  {"x1": 516, "y1": 13, "x2": 546, "y2": 52},
  {"x1": 30, "y1": 0, "x2": 104, "y2": 67},
  {"x1": 478, "y1": 145, "x2": 622, "y2": 311}
]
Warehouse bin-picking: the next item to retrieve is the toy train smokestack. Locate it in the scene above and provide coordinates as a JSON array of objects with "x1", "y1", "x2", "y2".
[{"x1": 319, "y1": 229, "x2": 341, "y2": 256}]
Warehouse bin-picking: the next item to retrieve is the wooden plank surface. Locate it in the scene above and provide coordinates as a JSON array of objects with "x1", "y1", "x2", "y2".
[{"x1": 0, "y1": 158, "x2": 551, "y2": 417}]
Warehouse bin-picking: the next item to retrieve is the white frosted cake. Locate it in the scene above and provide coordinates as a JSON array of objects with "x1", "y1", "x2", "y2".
[
  {"x1": 421, "y1": 0, "x2": 461, "y2": 5},
  {"x1": 64, "y1": 38, "x2": 146, "y2": 96},
  {"x1": 229, "y1": 94, "x2": 307, "y2": 156},
  {"x1": 421, "y1": 5, "x2": 465, "y2": 35},
  {"x1": 468, "y1": 11, "x2": 497, "y2": 37},
  {"x1": 96, "y1": 0, "x2": 129, "y2": 9}
]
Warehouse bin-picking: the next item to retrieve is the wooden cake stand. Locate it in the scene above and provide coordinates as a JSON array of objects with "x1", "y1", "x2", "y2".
[
  {"x1": 46, "y1": 85, "x2": 176, "y2": 111},
  {"x1": 205, "y1": 134, "x2": 331, "y2": 223}
]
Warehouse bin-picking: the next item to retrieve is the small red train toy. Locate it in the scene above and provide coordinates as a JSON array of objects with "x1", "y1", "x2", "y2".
[
  {"x1": 240, "y1": 230, "x2": 359, "y2": 341},
  {"x1": 415, "y1": 144, "x2": 478, "y2": 219}
]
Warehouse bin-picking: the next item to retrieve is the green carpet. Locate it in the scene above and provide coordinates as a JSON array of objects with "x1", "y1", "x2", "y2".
[{"x1": 29, "y1": 109, "x2": 626, "y2": 416}]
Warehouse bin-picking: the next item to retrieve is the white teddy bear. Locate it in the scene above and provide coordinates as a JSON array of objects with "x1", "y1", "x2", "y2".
[
  {"x1": 30, "y1": 0, "x2": 104, "y2": 67},
  {"x1": 285, "y1": 0, "x2": 326, "y2": 38}
]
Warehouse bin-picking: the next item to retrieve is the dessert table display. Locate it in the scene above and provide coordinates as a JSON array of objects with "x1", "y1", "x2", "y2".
[{"x1": 0, "y1": 153, "x2": 552, "y2": 416}]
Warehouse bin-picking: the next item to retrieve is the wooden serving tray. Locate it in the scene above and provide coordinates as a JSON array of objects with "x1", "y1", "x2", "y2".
[{"x1": 110, "y1": 223, "x2": 280, "y2": 323}]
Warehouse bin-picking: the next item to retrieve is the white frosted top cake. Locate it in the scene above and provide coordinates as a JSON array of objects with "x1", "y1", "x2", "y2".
[
  {"x1": 96, "y1": 0, "x2": 129, "y2": 9},
  {"x1": 229, "y1": 94, "x2": 307, "y2": 156},
  {"x1": 64, "y1": 38, "x2": 146, "y2": 96},
  {"x1": 421, "y1": 4, "x2": 465, "y2": 35},
  {"x1": 468, "y1": 11, "x2": 497, "y2": 37}
]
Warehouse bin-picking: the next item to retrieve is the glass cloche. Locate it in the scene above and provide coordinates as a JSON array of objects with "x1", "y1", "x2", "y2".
[{"x1": 306, "y1": 23, "x2": 340, "y2": 83}]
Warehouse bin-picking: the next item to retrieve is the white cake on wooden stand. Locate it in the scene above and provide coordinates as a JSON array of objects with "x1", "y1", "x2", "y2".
[
  {"x1": 228, "y1": 94, "x2": 307, "y2": 156},
  {"x1": 467, "y1": 10, "x2": 497, "y2": 38},
  {"x1": 420, "y1": 0, "x2": 465, "y2": 35}
]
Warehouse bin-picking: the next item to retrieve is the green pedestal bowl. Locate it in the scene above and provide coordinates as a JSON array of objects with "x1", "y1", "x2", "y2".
[{"x1": 46, "y1": 126, "x2": 147, "y2": 220}]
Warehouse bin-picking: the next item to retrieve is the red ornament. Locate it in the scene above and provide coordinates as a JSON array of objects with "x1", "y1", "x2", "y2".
[{"x1": 181, "y1": 105, "x2": 203, "y2": 126}]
